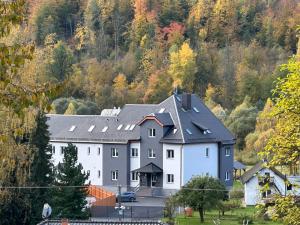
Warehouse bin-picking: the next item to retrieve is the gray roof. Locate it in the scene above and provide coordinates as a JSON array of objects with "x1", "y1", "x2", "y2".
[
  {"x1": 233, "y1": 161, "x2": 246, "y2": 170},
  {"x1": 47, "y1": 94, "x2": 235, "y2": 144},
  {"x1": 133, "y1": 162, "x2": 163, "y2": 173},
  {"x1": 37, "y1": 220, "x2": 165, "y2": 225},
  {"x1": 240, "y1": 161, "x2": 286, "y2": 184}
]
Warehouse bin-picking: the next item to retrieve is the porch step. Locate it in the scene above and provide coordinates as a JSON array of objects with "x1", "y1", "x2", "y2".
[{"x1": 136, "y1": 186, "x2": 152, "y2": 197}]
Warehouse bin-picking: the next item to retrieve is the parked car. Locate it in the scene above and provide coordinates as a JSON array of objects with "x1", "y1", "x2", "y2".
[{"x1": 116, "y1": 192, "x2": 136, "y2": 202}]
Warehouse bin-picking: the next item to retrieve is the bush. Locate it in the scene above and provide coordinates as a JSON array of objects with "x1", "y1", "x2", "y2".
[
  {"x1": 230, "y1": 189, "x2": 244, "y2": 199},
  {"x1": 237, "y1": 213, "x2": 254, "y2": 224}
]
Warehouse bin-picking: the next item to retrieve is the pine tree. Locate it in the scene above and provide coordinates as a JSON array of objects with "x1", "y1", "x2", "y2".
[
  {"x1": 52, "y1": 144, "x2": 89, "y2": 219},
  {"x1": 27, "y1": 112, "x2": 54, "y2": 225}
]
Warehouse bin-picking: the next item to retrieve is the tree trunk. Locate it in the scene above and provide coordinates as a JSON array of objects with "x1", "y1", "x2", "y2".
[{"x1": 199, "y1": 208, "x2": 204, "y2": 223}]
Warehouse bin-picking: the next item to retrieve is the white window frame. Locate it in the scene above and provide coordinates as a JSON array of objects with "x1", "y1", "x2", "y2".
[
  {"x1": 225, "y1": 171, "x2": 230, "y2": 181},
  {"x1": 167, "y1": 149, "x2": 174, "y2": 159},
  {"x1": 131, "y1": 172, "x2": 138, "y2": 181},
  {"x1": 112, "y1": 170, "x2": 118, "y2": 181},
  {"x1": 167, "y1": 174, "x2": 174, "y2": 183},
  {"x1": 111, "y1": 148, "x2": 119, "y2": 157},
  {"x1": 148, "y1": 149, "x2": 156, "y2": 158},
  {"x1": 88, "y1": 147, "x2": 91, "y2": 155},
  {"x1": 149, "y1": 128, "x2": 156, "y2": 137},
  {"x1": 225, "y1": 147, "x2": 231, "y2": 156},
  {"x1": 205, "y1": 148, "x2": 209, "y2": 158},
  {"x1": 131, "y1": 148, "x2": 139, "y2": 157}
]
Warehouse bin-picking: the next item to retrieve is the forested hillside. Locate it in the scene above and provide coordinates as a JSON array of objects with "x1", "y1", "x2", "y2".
[{"x1": 6, "y1": 0, "x2": 300, "y2": 155}]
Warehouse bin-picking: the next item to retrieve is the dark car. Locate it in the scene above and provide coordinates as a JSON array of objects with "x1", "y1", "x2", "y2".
[{"x1": 116, "y1": 192, "x2": 136, "y2": 202}]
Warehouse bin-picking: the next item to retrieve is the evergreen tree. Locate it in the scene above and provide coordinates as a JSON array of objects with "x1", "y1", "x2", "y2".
[
  {"x1": 52, "y1": 144, "x2": 89, "y2": 219},
  {"x1": 27, "y1": 112, "x2": 54, "y2": 225}
]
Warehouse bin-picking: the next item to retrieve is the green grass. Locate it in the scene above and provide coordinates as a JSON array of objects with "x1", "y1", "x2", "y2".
[{"x1": 174, "y1": 207, "x2": 282, "y2": 225}]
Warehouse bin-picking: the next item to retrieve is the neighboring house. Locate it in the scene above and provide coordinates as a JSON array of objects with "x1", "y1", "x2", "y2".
[
  {"x1": 47, "y1": 93, "x2": 235, "y2": 194},
  {"x1": 241, "y1": 162, "x2": 300, "y2": 206}
]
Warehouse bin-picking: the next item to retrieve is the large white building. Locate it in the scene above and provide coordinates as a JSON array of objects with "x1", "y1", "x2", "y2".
[{"x1": 48, "y1": 93, "x2": 235, "y2": 194}]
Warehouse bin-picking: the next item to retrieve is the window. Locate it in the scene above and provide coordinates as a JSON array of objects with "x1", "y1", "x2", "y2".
[
  {"x1": 167, "y1": 174, "x2": 174, "y2": 183},
  {"x1": 125, "y1": 124, "x2": 130, "y2": 130},
  {"x1": 87, "y1": 147, "x2": 91, "y2": 155},
  {"x1": 112, "y1": 170, "x2": 118, "y2": 180},
  {"x1": 225, "y1": 171, "x2": 230, "y2": 181},
  {"x1": 52, "y1": 146, "x2": 55, "y2": 154},
  {"x1": 149, "y1": 128, "x2": 156, "y2": 137},
  {"x1": 98, "y1": 147, "x2": 101, "y2": 155},
  {"x1": 167, "y1": 149, "x2": 174, "y2": 159},
  {"x1": 88, "y1": 125, "x2": 95, "y2": 132},
  {"x1": 102, "y1": 126, "x2": 108, "y2": 132},
  {"x1": 131, "y1": 148, "x2": 138, "y2": 157},
  {"x1": 205, "y1": 148, "x2": 209, "y2": 158},
  {"x1": 186, "y1": 129, "x2": 192, "y2": 135},
  {"x1": 129, "y1": 124, "x2": 135, "y2": 130},
  {"x1": 173, "y1": 128, "x2": 178, "y2": 134},
  {"x1": 69, "y1": 125, "x2": 76, "y2": 132},
  {"x1": 148, "y1": 149, "x2": 156, "y2": 158},
  {"x1": 60, "y1": 146, "x2": 64, "y2": 155},
  {"x1": 287, "y1": 184, "x2": 293, "y2": 191},
  {"x1": 111, "y1": 148, "x2": 118, "y2": 157},
  {"x1": 98, "y1": 170, "x2": 101, "y2": 178},
  {"x1": 159, "y1": 108, "x2": 165, "y2": 113},
  {"x1": 225, "y1": 147, "x2": 231, "y2": 156},
  {"x1": 193, "y1": 107, "x2": 199, "y2": 113},
  {"x1": 131, "y1": 172, "x2": 138, "y2": 181},
  {"x1": 87, "y1": 170, "x2": 90, "y2": 176},
  {"x1": 117, "y1": 124, "x2": 123, "y2": 130}
]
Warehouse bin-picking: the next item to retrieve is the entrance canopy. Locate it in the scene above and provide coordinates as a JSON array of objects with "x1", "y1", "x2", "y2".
[{"x1": 133, "y1": 162, "x2": 163, "y2": 173}]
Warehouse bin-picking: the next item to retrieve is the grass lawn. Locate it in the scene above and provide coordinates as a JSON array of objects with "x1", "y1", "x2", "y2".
[{"x1": 174, "y1": 207, "x2": 282, "y2": 225}]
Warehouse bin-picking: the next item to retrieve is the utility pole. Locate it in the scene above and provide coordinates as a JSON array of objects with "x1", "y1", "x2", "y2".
[{"x1": 115, "y1": 185, "x2": 125, "y2": 221}]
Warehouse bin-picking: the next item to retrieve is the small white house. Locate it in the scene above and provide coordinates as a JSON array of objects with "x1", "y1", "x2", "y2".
[{"x1": 241, "y1": 162, "x2": 300, "y2": 206}]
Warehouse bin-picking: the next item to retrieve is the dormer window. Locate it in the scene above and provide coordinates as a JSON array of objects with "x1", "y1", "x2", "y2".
[
  {"x1": 129, "y1": 124, "x2": 135, "y2": 130},
  {"x1": 69, "y1": 125, "x2": 76, "y2": 132},
  {"x1": 186, "y1": 129, "x2": 192, "y2": 135},
  {"x1": 159, "y1": 108, "x2": 165, "y2": 113},
  {"x1": 102, "y1": 126, "x2": 108, "y2": 132},
  {"x1": 88, "y1": 125, "x2": 95, "y2": 132},
  {"x1": 149, "y1": 128, "x2": 156, "y2": 137},
  {"x1": 193, "y1": 107, "x2": 199, "y2": 113}
]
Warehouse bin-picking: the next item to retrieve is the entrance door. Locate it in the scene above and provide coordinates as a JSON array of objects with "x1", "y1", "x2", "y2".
[
  {"x1": 151, "y1": 174, "x2": 157, "y2": 187},
  {"x1": 146, "y1": 173, "x2": 151, "y2": 187}
]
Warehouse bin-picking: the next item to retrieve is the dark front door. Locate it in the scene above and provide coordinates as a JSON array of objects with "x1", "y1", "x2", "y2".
[{"x1": 146, "y1": 173, "x2": 151, "y2": 187}]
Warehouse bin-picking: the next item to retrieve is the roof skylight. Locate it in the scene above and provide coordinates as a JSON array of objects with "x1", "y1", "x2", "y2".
[
  {"x1": 88, "y1": 125, "x2": 95, "y2": 132},
  {"x1": 193, "y1": 107, "x2": 200, "y2": 113},
  {"x1": 117, "y1": 124, "x2": 123, "y2": 130},
  {"x1": 69, "y1": 125, "x2": 76, "y2": 132},
  {"x1": 186, "y1": 129, "x2": 192, "y2": 135},
  {"x1": 173, "y1": 128, "x2": 178, "y2": 134},
  {"x1": 159, "y1": 108, "x2": 165, "y2": 113},
  {"x1": 102, "y1": 126, "x2": 108, "y2": 132},
  {"x1": 129, "y1": 124, "x2": 135, "y2": 130},
  {"x1": 124, "y1": 124, "x2": 130, "y2": 130}
]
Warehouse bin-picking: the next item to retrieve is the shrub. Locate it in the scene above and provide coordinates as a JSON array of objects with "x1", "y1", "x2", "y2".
[
  {"x1": 230, "y1": 189, "x2": 244, "y2": 199},
  {"x1": 237, "y1": 213, "x2": 254, "y2": 224}
]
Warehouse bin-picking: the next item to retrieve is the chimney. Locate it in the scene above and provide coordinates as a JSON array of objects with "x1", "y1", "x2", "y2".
[{"x1": 182, "y1": 93, "x2": 191, "y2": 110}]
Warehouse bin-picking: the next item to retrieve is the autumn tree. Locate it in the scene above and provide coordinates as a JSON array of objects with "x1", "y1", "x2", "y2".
[
  {"x1": 225, "y1": 96, "x2": 258, "y2": 150},
  {"x1": 168, "y1": 42, "x2": 197, "y2": 92}
]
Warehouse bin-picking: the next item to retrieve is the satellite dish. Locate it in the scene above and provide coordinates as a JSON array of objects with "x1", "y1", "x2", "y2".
[{"x1": 42, "y1": 203, "x2": 52, "y2": 219}]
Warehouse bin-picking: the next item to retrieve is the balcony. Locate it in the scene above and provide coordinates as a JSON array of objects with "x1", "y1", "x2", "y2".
[{"x1": 258, "y1": 176, "x2": 274, "y2": 186}]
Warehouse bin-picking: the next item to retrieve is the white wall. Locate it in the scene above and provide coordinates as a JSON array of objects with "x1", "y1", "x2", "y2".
[
  {"x1": 163, "y1": 144, "x2": 182, "y2": 190},
  {"x1": 50, "y1": 142, "x2": 103, "y2": 185},
  {"x1": 182, "y1": 143, "x2": 218, "y2": 184},
  {"x1": 130, "y1": 142, "x2": 140, "y2": 187}
]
